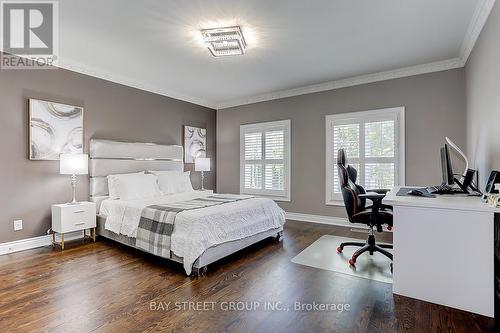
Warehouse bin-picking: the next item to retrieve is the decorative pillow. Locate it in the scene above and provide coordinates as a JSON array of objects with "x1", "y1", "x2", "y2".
[
  {"x1": 149, "y1": 170, "x2": 194, "y2": 194},
  {"x1": 107, "y1": 171, "x2": 145, "y2": 199},
  {"x1": 116, "y1": 173, "x2": 162, "y2": 200}
]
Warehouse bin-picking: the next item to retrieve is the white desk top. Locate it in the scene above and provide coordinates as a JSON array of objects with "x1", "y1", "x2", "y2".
[{"x1": 384, "y1": 186, "x2": 500, "y2": 213}]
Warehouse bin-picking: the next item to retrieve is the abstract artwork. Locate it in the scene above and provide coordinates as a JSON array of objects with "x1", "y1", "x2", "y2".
[
  {"x1": 29, "y1": 99, "x2": 83, "y2": 160},
  {"x1": 184, "y1": 126, "x2": 206, "y2": 163}
]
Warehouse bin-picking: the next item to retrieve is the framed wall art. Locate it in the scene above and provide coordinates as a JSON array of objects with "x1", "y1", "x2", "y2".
[
  {"x1": 29, "y1": 98, "x2": 84, "y2": 160},
  {"x1": 184, "y1": 125, "x2": 206, "y2": 163}
]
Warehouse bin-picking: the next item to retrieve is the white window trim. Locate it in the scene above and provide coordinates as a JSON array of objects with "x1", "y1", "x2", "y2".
[
  {"x1": 325, "y1": 107, "x2": 405, "y2": 206},
  {"x1": 240, "y1": 119, "x2": 291, "y2": 202}
]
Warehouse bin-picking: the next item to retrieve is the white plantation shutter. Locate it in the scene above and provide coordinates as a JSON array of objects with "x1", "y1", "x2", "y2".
[
  {"x1": 243, "y1": 131, "x2": 263, "y2": 189},
  {"x1": 332, "y1": 124, "x2": 360, "y2": 193},
  {"x1": 333, "y1": 124, "x2": 360, "y2": 159},
  {"x1": 265, "y1": 130, "x2": 284, "y2": 159},
  {"x1": 265, "y1": 130, "x2": 285, "y2": 191},
  {"x1": 265, "y1": 164, "x2": 284, "y2": 190},
  {"x1": 326, "y1": 108, "x2": 405, "y2": 204},
  {"x1": 244, "y1": 132, "x2": 262, "y2": 160},
  {"x1": 240, "y1": 120, "x2": 291, "y2": 201},
  {"x1": 244, "y1": 164, "x2": 262, "y2": 189}
]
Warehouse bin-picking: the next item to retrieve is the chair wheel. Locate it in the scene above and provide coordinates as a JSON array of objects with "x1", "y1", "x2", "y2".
[
  {"x1": 337, "y1": 246, "x2": 343, "y2": 253},
  {"x1": 349, "y1": 258, "x2": 356, "y2": 266}
]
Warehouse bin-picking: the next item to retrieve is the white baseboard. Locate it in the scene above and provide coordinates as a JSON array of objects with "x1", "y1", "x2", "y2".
[
  {"x1": 0, "y1": 231, "x2": 86, "y2": 256},
  {"x1": 285, "y1": 212, "x2": 352, "y2": 227},
  {"x1": 1, "y1": 212, "x2": 375, "y2": 256},
  {"x1": 285, "y1": 212, "x2": 394, "y2": 232}
]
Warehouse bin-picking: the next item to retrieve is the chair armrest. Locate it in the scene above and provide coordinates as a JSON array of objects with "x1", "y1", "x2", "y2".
[
  {"x1": 359, "y1": 193, "x2": 386, "y2": 228},
  {"x1": 361, "y1": 192, "x2": 392, "y2": 211},
  {"x1": 366, "y1": 189, "x2": 390, "y2": 194},
  {"x1": 358, "y1": 192, "x2": 386, "y2": 201}
]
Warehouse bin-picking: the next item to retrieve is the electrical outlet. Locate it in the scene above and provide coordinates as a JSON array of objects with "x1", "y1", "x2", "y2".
[{"x1": 14, "y1": 220, "x2": 23, "y2": 231}]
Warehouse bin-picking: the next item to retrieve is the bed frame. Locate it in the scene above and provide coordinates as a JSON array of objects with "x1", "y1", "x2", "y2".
[{"x1": 89, "y1": 139, "x2": 283, "y2": 276}]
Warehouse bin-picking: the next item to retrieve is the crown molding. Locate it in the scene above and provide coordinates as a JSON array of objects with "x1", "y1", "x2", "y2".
[
  {"x1": 459, "y1": 0, "x2": 496, "y2": 65},
  {"x1": 56, "y1": 59, "x2": 218, "y2": 109},
  {"x1": 216, "y1": 58, "x2": 464, "y2": 109},
  {"x1": 0, "y1": 51, "x2": 218, "y2": 109},
  {"x1": 216, "y1": 0, "x2": 496, "y2": 110},
  {"x1": 2, "y1": 0, "x2": 494, "y2": 111}
]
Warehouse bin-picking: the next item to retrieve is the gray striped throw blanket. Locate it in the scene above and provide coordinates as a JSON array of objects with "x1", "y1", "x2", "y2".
[{"x1": 136, "y1": 194, "x2": 254, "y2": 258}]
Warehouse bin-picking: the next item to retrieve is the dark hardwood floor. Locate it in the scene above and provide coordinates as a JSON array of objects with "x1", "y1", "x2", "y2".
[{"x1": 0, "y1": 221, "x2": 494, "y2": 333}]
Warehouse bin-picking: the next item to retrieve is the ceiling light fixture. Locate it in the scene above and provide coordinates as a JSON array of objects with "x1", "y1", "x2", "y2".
[{"x1": 201, "y1": 26, "x2": 246, "y2": 57}]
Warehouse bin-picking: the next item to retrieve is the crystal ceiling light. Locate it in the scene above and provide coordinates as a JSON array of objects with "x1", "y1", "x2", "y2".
[{"x1": 201, "y1": 26, "x2": 246, "y2": 57}]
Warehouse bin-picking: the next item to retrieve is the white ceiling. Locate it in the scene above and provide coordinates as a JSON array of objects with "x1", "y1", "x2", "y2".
[{"x1": 54, "y1": 0, "x2": 490, "y2": 108}]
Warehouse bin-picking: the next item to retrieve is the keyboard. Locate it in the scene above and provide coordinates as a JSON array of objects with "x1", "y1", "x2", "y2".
[{"x1": 425, "y1": 184, "x2": 457, "y2": 195}]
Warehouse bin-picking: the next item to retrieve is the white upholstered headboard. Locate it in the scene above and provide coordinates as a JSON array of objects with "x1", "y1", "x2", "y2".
[{"x1": 89, "y1": 139, "x2": 184, "y2": 210}]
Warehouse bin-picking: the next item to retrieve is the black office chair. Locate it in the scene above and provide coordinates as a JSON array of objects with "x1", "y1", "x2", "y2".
[{"x1": 336, "y1": 149, "x2": 393, "y2": 270}]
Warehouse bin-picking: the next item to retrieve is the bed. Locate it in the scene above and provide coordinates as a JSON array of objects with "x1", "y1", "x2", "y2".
[{"x1": 89, "y1": 139, "x2": 285, "y2": 276}]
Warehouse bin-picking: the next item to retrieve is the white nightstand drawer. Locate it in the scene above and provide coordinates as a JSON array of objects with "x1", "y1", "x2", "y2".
[
  {"x1": 60, "y1": 210, "x2": 95, "y2": 232},
  {"x1": 52, "y1": 202, "x2": 96, "y2": 234}
]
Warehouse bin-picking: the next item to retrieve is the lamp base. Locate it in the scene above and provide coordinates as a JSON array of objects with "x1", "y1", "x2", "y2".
[{"x1": 67, "y1": 174, "x2": 80, "y2": 205}]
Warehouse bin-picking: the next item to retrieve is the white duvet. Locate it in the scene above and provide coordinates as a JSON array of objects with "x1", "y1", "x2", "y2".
[{"x1": 99, "y1": 191, "x2": 285, "y2": 274}]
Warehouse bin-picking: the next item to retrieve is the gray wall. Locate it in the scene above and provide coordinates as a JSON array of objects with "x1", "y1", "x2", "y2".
[
  {"x1": 217, "y1": 69, "x2": 466, "y2": 217},
  {"x1": 0, "y1": 65, "x2": 216, "y2": 243},
  {"x1": 465, "y1": 1, "x2": 500, "y2": 189}
]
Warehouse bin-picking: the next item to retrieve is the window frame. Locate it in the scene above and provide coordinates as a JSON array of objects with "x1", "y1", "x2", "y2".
[
  {"x1": 325, "y1": 107, "x2": 405, "y2": 206},
  {"x1": 240, "y1": 119, "x2": 291, "y2": 202}
]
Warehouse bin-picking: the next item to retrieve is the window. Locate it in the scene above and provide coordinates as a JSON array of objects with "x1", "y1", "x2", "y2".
[
  {"x1": 325, "y1": 107, "x2": 405, "y2": 204},
  {"x1": 240, "y1": 120, "x2": 291, "y2": 201}
]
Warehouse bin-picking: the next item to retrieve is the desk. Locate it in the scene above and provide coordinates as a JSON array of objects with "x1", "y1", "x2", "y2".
[{"x1": 384, "y1": 187, "x2": 498, "y2": 317}]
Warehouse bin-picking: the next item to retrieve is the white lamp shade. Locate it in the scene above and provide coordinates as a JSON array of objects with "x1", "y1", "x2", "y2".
[
  {"x1": 60, "y1": 154, "x2": 89, "y2": 175},
  {"x1": 195, "y1": 157, "x2": 210, "y2": 172}
]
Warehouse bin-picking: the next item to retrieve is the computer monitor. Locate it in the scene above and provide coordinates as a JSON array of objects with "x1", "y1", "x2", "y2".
[
  {"x1": 444, "y1": 137, "x2": 480, "y2": 194},
  {"x1": 440, "y1": 144, "x2": 454, "y2": 186}
]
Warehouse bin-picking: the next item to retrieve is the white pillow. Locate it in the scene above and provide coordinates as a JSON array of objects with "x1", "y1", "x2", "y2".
[
  {"x1": 118, "y1": 174, "x2": 162, "y2": 200},
  {"x1": 107, "y1": 171, "x2": 145, "y2": 199},
  {"x1": 149, "y1": 170, "x2": 194, "y2": 194}
]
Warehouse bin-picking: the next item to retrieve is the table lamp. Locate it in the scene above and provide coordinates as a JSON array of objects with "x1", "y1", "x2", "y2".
[
  {"x1": 60, "y1": 153, "x2": 88, "y2": 204},
  {"x1": 195, "y1": 157, "x2": 210, "y2": 190}
]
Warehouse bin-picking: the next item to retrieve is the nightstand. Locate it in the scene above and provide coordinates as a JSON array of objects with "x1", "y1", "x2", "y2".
[{"x1": 51, "y1": 202, "x2": 96, "y2": 250}]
